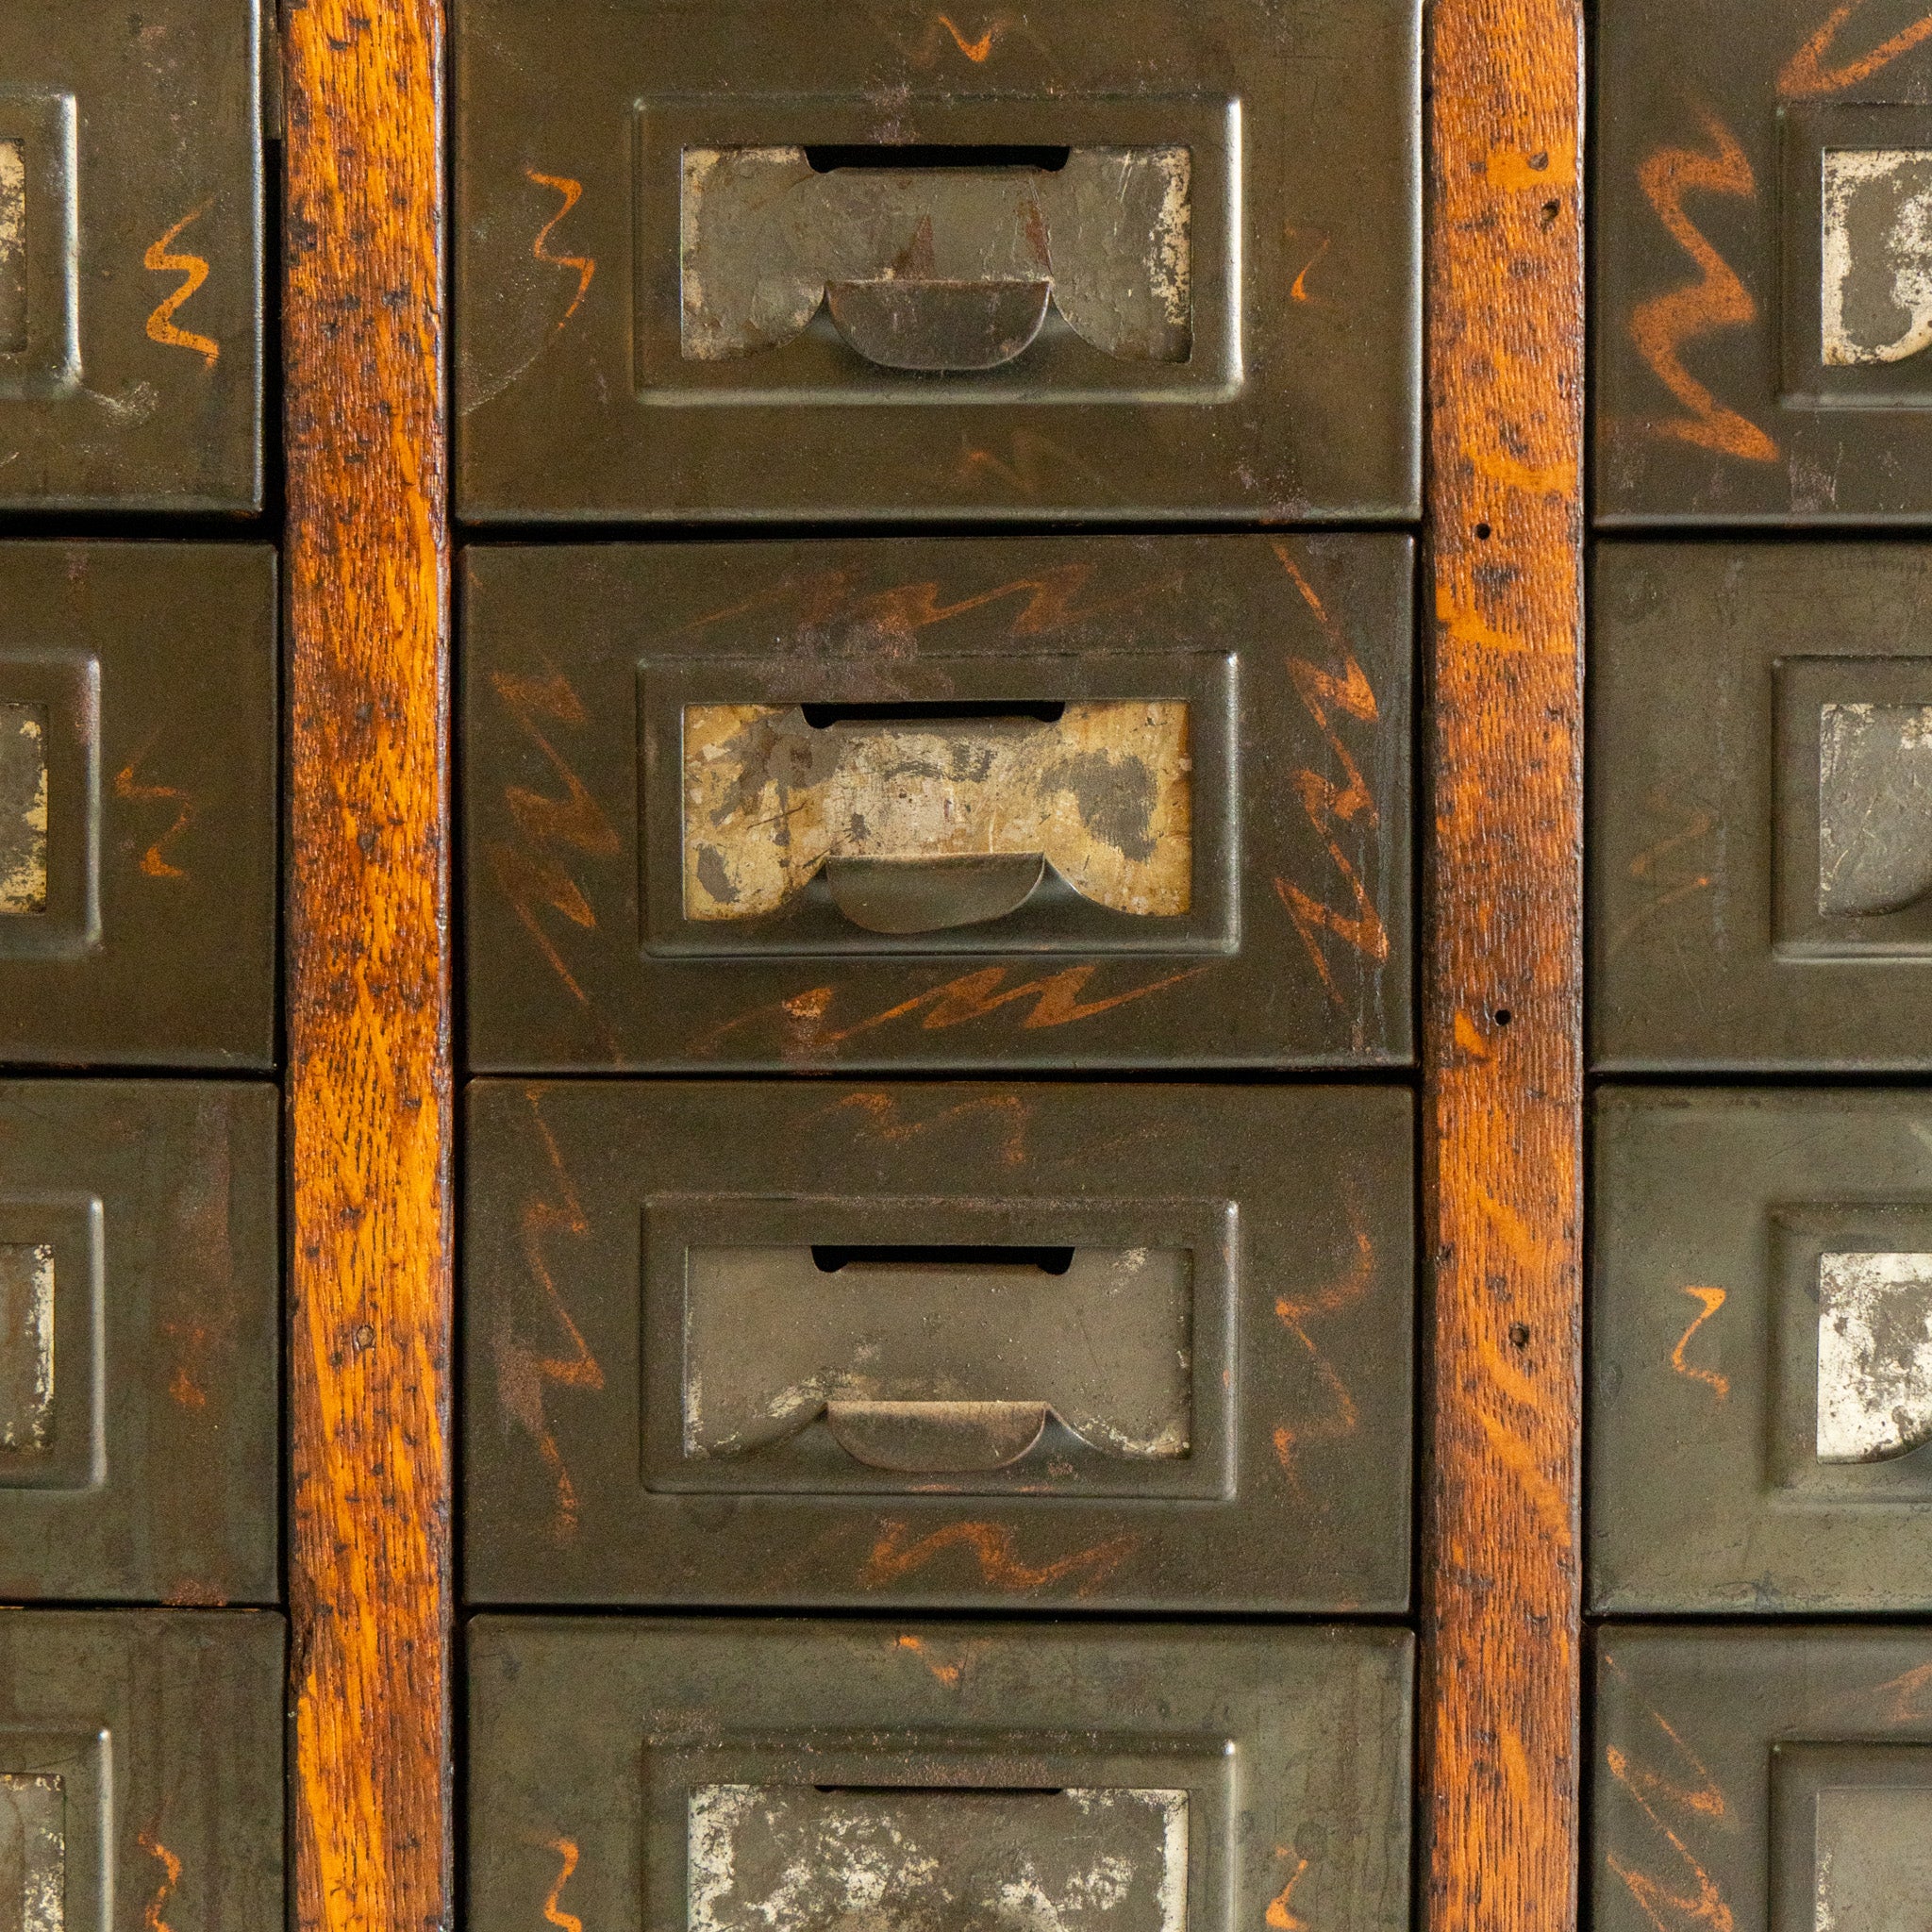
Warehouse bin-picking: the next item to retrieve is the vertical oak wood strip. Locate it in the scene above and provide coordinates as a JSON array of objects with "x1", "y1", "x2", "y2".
[
  {"x1": 1424, "y1": 5, "x2": 1586, "y2": 1930},
  {"x1": 283, "y1": 4, "x2": 453, "y2": 1930}
]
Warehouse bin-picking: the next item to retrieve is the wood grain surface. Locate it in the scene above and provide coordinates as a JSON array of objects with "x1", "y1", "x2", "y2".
[
  {"x1": 1424, "y1": 4, "x2": 1586, "y2": 1929},
  {"x1": 283, "y1": 4, "x2": 454, "y2": 1929}
]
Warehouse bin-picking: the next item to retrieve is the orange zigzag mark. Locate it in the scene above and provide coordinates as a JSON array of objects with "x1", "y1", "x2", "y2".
[
  {"x1": 827, "y1": 1089, "x2": 1036, "y2": 1168},
  {"x1": 1272, "y1": 1183, "x2": 1375, "y2": 1493},
  {"x1": 862, "y1": 1520, "x2": 1141, "y2": 1595},
  {"x1": 487, "y1": 667, "x2": 622, "y2": 1012},
  {"x1": 1670, "y1": 1287, "x2": 1730, "y2": 1400},
  {"x1": 1267, "y1": 1854, "x2": 1311, "y2": 1932},
  {"x1": 935, "y1": 12, "x2": 1002, "y2": 59},
  {"x1": 493, "y1": 1092, "x2": 606, "y2": 1542},
  {"x1": 526, "y1": 171, "x2": 597, "y2": 323},
  {"x1": 541, "y1": 1837, "x2": 583, "y2": 1932},
  {"x1": 1781, "y1": 0, "x2": 1932, "y2": 96},
  {"x1": 137, "y1": 1829, "x2": 182, "y2": 1932},
  {"x1": 1271, "y1": 544, "x2": 1390, "y2": 1005},
  {"x1": 1629, "y1": 109, "x2": 1778, "y2": 465},
  {"x1": 144, "y1": 203, "x2": 219, "y2": 367},
  {"x1": 1602, "y1": 1667, "x2": 1734, "y2": 1932},
  {"x1": 113, "y1": 748, "x2": 197, "y2": 879}
]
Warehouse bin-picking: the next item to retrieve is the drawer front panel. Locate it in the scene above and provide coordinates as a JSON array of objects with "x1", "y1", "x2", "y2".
[
  {"x1": 470, "y1": 1618, "x2": 1411, "y2": 1932},
  {"x1": 1592, "y1": 541, "x2": 1932, "y2": 1069},
  {"x1": 464, "y1": 536, "x2": 1412, "y2": 1072},
  {"x1": 453, "y1": 0, "x2": 1421, "y2": 523},
  {"x1": 0, "y1": 1081, "x2": 279, "y2": 1604},
  {"x1": 0, "y1": 544, "x2": 276, "y2": 1070},
  {"x1": 463, "y1": 1078, "x2": 1413, "y2": 1611},
  {"x1": 1595, "y1": 1628, "x2": 1932, "y2": 1932},
  {"x1": 0, "y1": 2, "x2": 262, "y2": 510}
]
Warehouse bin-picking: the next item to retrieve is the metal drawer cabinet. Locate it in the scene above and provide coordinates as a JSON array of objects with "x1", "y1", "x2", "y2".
[
  {"x1": 0, "y1": 1081, "x2": 279, "y2": 1603},
  {"x1": 1593, "y1": 541, "x2": 1932, "y2": 1071},
  {"x1": 469, "y1": 1618, "x2": 1412, "y2": 1932},
  {"x1": 1597, "y1": 0, "x2": 1932, "y2": 524},
  {"x1": 0, "y1": 1610, "x2": 284, "y2": 1932},
  {"x1": 453, "y1": 0, "x2": 1421, "y2": 524},
  {"x1": 0, "y1": 0, "x2": 263, "y2": 511},
  {"x1": 1592, "y1": 1088, "x2": 1932, "y2": 1613},
  {"x1": 463, "y1": 1078, "x2": 1413, "y2": 1612},
  {"x1": 1595, "y1": 1627, "x2": 1932, "y2": 1932},
  {"x1": 463, "y1": 535, "x2": 1412, "y2": 1073},
  {"x1": 0, "y1": 543, "x2": 276, "y2": 1068}
]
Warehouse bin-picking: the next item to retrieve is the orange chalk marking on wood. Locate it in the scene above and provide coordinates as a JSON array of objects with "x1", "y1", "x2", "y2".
[
  {"x1": 1670, "y1": 1288, "x2": 1731, "y2": 1400},
  {"x1": 1630, "y1": 111, "x2": 1778, "y2": 464},
  {"x1": 1781, "y1": 0, "x2": 1932, "y2": 97},
  {"x1": 143, "y1": 202, "x2": 219, "y2": 368}
]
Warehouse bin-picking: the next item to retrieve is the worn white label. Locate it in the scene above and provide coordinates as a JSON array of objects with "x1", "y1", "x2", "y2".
[
  {"x1": 0, "y1": 140, "x2": 25, "y2": 355},
  {"x1": 1817, "y1": 1252, "x2": 1932, "y2": 1463},
  {"x1": 1815, "y1": 1783, "x2": 1932, "y2": 1932},
  {"x1": 0, "y1": 1772, "x2": 65, "y2": 1932},
  {"x1": 688, "y1": 1784, "x2": 1188, "y2": 1932},
  {"x1": 0, "y1": 1245, "x2": 54, "y2": 1456},
  {"x1": 1816, "y1": 703, "x2": 1932, "y2": 919},
  {"x1": 0, "y1": 705, "x2": 50, "y2": 920},
  {"x1": 1823, "y1": 149, "x2": 1932, "y2": 366}
]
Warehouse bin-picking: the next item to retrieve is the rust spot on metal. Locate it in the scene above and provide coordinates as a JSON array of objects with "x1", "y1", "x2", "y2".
[
  {"x1": 1669, "y1": 1287, "x2": 1731, "y2": 1402},
  {"x1": 1629, "y1": 110, "x2": 1779, "y2": 464},
  {"x1": 142, "y1": 202, "x2": 220, "y2": 368},
  {"x1": 860, "y1": 1519, "x2": 1140, "y2": 1594}
]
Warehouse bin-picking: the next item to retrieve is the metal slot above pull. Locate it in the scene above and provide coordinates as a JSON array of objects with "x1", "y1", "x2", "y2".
[
  {"x1": 687, "y1": 1783, "x2": 1189, "y2": 1932},
  {"x1": 682, "y1": 699, "x2": 1191, "y2": 934},
  {"x1": 682, "y1": 1242, "x2": 1191, "y2": 1474},
  {"x1": 681, "y1": 142, "x2": 1191, "y2": 373}
]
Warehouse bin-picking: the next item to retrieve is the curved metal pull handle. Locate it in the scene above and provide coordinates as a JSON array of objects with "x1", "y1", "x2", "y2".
[{"x1": 681, "y1": 145, "x2": 1193, "y2": 371}]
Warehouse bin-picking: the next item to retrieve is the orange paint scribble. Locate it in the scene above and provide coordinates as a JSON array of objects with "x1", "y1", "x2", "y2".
[
  {"x1": 955, "y1": 429, "x2": 1128, "y2": 504},
  {"x1": 1781, "y1": 0, "x2": 1932, "y2": 96},
  {"x1": 1610, "y1": 791, "x2": 1717, "y2": 956},
  {"x1": 487, "y1": 667, "x2": 622, "y2": 1013},
  {"x1": 1670, "y1": 1288, "x2": 1731, "y2": 1400},
  {"x1": 1266, "y1": 1854, "x2": 1310, "y2": 1932},
  {"x1": 863, "y1": 1521, "x2": 1140, "y2": 1595},
  {"x1": 143, "y1": 203, "x2": 219, "y2": 367},
  {"x1": 137, "y1": 1828, "x2": 182, "y2": 1932},
  {"x1": 1865, "y1": 1659, "x2": 1932, "y2": 1723},
  {"x1": 494, "y1": 1093, "x2": 606, "y2": 1541},
  {"x1": 676, "y1": 558, "x2": 1179, "y2": 645},
  {"x1": 1271, "y1": 544, "x2": 1390, "y2": 1007},
  {"x1": 114, "y1": 750, "x2": 197, "y2": 880},
  {"x1": 1289, "y1": 233, "x2": 1331, "y2": 305},
  {"x1": 526, "y1": 171, "x2": 597, "y2": 325},
  {"x1": 936, "y1": 12, "x2": 1001, "y2": 59},
  {"x1": 1603, "y1": 1676, "x2": 1734, "y2": 1932},
  {"x1": 694, "y1": 962, "x2": 1210, "y2": 1058},
  {"x1": 1630, "y1": 109, "x2": 1778, "y2": 465},
  {"x1": 827, "y1": 1089, "x2": 1035, "y2": 1169},
  {"x1": 1271, "y1": 1184, "x2": 1374, "y2": 1493},
  {"x1": 895, "y1": 1634, "x2": 964, "y2": 1686},
  {"x1": 541, "y1": 1837, "x2": 583, "y2": 1932}
]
